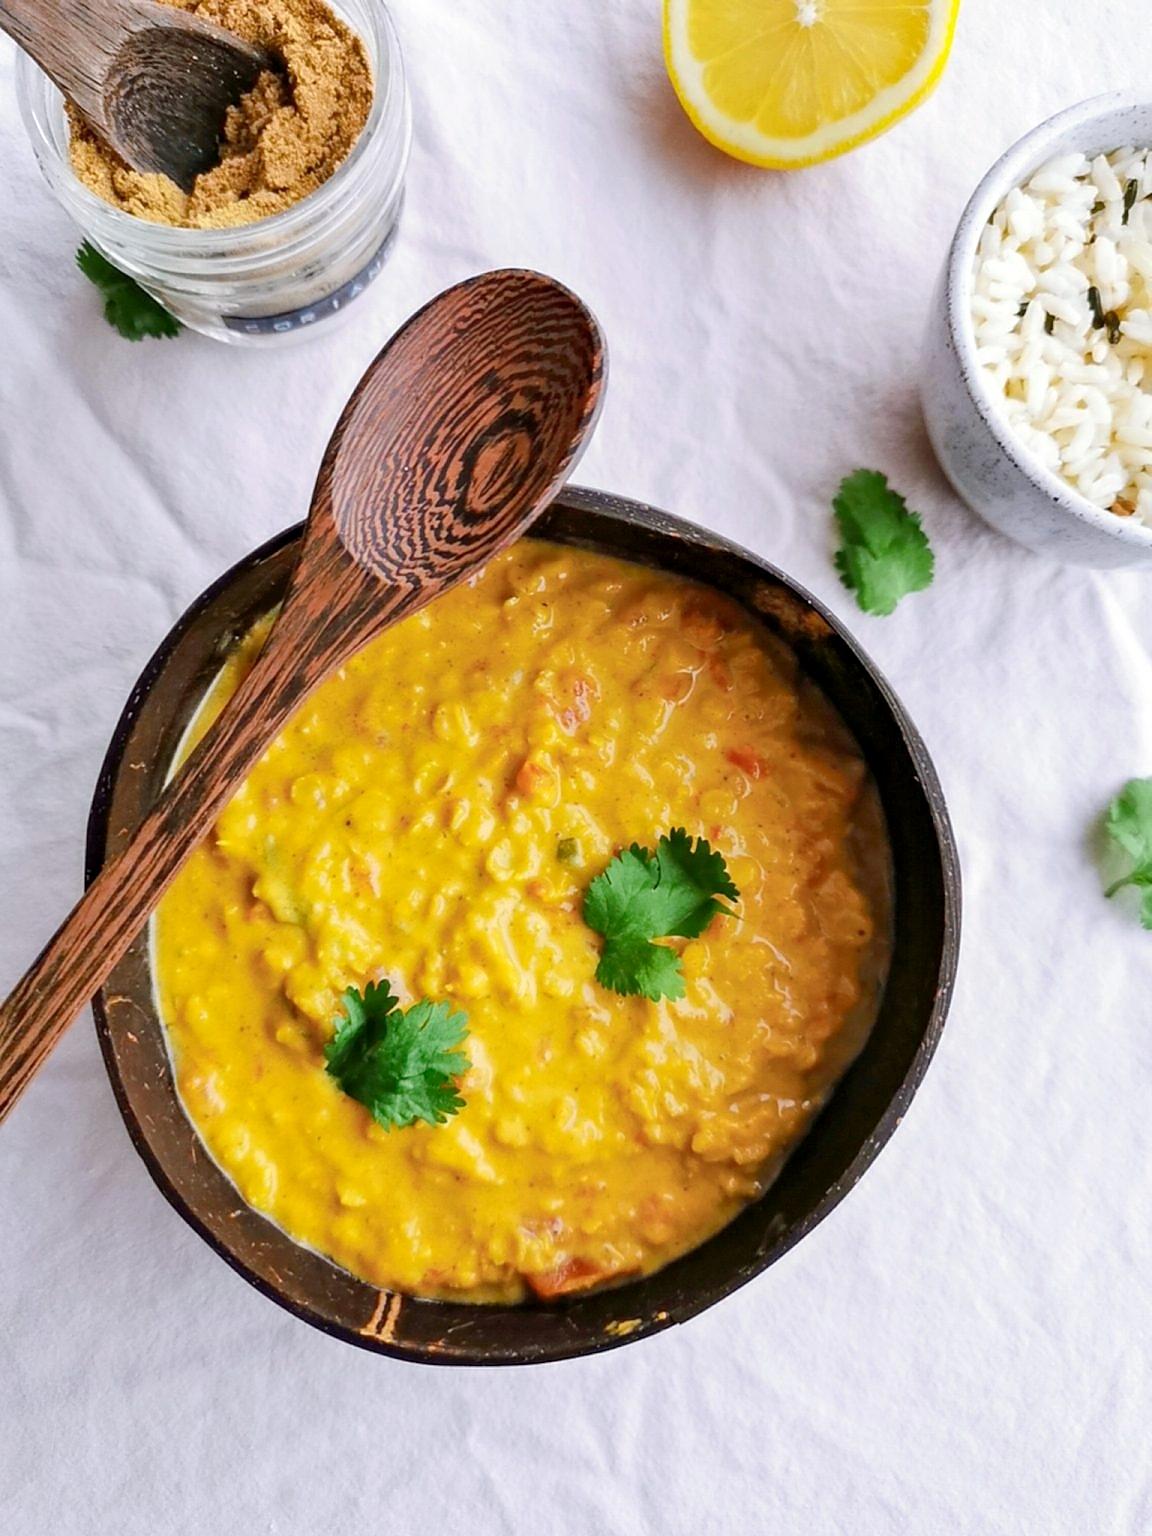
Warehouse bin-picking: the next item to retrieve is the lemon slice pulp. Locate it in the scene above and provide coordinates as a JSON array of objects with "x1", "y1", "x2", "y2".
[{"x1": 664, "y1": 0, "x2": 960, "y2": 168}]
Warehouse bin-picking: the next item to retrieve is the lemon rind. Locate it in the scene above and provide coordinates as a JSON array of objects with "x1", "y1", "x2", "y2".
[{"x1": 663, "y1": 0, "x2": 960, "y2": 169}]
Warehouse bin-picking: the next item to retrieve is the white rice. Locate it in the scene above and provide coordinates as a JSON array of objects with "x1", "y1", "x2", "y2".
[{"x1": 971, "y1": 146, "x2": 1152, "y2": 525}]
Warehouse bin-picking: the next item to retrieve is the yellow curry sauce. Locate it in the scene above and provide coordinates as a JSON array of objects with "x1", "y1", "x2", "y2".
[{"x1": 154, "y1": 542, "x2": 889, "y2": 1303}]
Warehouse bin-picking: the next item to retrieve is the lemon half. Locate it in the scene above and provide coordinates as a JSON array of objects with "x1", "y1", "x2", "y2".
[{"x1": 664, "y1": 0, "x2": 960, "y2": 169}]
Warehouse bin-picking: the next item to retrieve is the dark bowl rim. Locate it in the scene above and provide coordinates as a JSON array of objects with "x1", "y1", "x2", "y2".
[{"x1": 86, "y1": 484, "x2": 961, "y2": 1366}]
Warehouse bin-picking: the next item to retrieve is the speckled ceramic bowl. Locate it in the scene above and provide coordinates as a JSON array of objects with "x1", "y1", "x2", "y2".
[{"x1": 923, "y1": 93, "x2": 1152, "y2": 569}]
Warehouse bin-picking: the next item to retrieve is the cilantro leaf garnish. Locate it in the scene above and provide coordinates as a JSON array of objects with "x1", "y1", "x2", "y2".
[
  {"x1": 833, "y1": 469, "x2": 934, "y2": 617},
  {"x1": 325, "y1": 979, "x2": 470, "y2": 1129},
  {"x1": 583, "y1": 829, "x2": 739, "y2": 1001},
  {"x1": 76, "y1": 241, "x2": 182, "y2": 341},
  {"x1": 1104, "y1": 778, "x2": 1152, "y2": 929}
]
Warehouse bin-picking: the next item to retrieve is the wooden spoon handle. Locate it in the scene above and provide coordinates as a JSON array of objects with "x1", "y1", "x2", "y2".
[
  {"x1": 0, "y1": 581, "x2": 359, "y2": 1125},
  {"x1": 0, "y1": 0, "x2": 136, "y2": 126}
]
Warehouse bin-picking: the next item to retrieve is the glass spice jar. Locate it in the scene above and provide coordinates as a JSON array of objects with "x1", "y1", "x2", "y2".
[{"x1": 15, "y1": 0, "x2": 411, "y2": 347}]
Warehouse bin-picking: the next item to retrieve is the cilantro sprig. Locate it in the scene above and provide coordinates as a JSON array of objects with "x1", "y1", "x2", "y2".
[
  {"x1": 583, "y1": 829, "x2": 739, "y2": 1002},
  {"x1": 76, "y1": 242, "x2": 182, "y2": 341},
  {"x1": 1104, "y1": 778, "x2": 1152, "y2": 929},
  {"x1": 833, "y1": 469, "x2": 934, "y2": 617},
  {"x1": 325, "y1": 980, "x2": 470, "y2": 1129}
]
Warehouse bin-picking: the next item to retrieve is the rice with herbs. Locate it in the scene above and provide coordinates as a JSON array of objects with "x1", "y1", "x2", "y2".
[{"x1": 972, "y1": 147, "x2": 1152, "y2": 525}]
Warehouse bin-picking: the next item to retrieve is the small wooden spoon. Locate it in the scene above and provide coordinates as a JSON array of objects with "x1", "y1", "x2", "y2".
[
  {"x1": 0, "y1": 270, "x2": 605, "y2": 1126},
  {"x1": 0, "y1": 0, "x2": 276, "y2": 189}
]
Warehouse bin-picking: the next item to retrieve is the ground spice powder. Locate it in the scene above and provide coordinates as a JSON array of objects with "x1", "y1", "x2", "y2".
[{"x1": 68, "y1": 0, "x2": 373, "y2": 229}]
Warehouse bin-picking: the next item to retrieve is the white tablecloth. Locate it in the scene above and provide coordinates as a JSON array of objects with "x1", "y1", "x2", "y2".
[{"x1": 4, "y1": 3, "x2": 1152, "y2": 1531}]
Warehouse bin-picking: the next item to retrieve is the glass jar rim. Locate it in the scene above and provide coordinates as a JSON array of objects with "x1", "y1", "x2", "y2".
[{"x1": 14, "y1": 0, "x2": 403, "y2": 253}]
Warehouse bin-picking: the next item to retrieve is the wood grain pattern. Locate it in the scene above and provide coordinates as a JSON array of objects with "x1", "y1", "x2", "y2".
[
  {"x1": 0, "y1": 269, "x2": 604, "y2": 1126},
  {"x1": 0, "y1": 0, "x2": 271, "y2": 187}
]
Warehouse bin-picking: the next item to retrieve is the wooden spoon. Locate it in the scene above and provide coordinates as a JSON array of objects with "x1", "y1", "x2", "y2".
[
  {"x1": 0, "y1": 269, "x2": 605, "y2": 1126},
  {"x1": 0, "y1": 0, "x2": 277, "y2": 189}
]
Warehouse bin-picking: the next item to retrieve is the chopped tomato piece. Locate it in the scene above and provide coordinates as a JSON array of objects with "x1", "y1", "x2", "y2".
[
  {"x1": 661, "y1": 671, "x2": 695, "y2": 704},
  {"x1": 682, "y1": 602, "x2": 729, "y2": 651},
  {"x1": 726, "y1": 746, "x2": 767, "y2": 780},
  {"x1": 709, "y1": 657, "x2": 733, "y2": 691},
  {"x1": 514, "y1": 755, "x2": 557, "y2": 798},
  {"x1": 526, "y1": 1256, "x2": 609, "y2": 1300}
]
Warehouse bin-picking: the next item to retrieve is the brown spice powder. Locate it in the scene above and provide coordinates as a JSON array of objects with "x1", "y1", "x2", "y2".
[{"x1": 67, "y1": 0, "x2": 373, "y2": 230}]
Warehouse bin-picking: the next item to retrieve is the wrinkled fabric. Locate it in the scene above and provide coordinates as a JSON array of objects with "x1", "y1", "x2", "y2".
[{"x1": 3, "y1": 3, "x2": 1152, "y2": 1532}]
